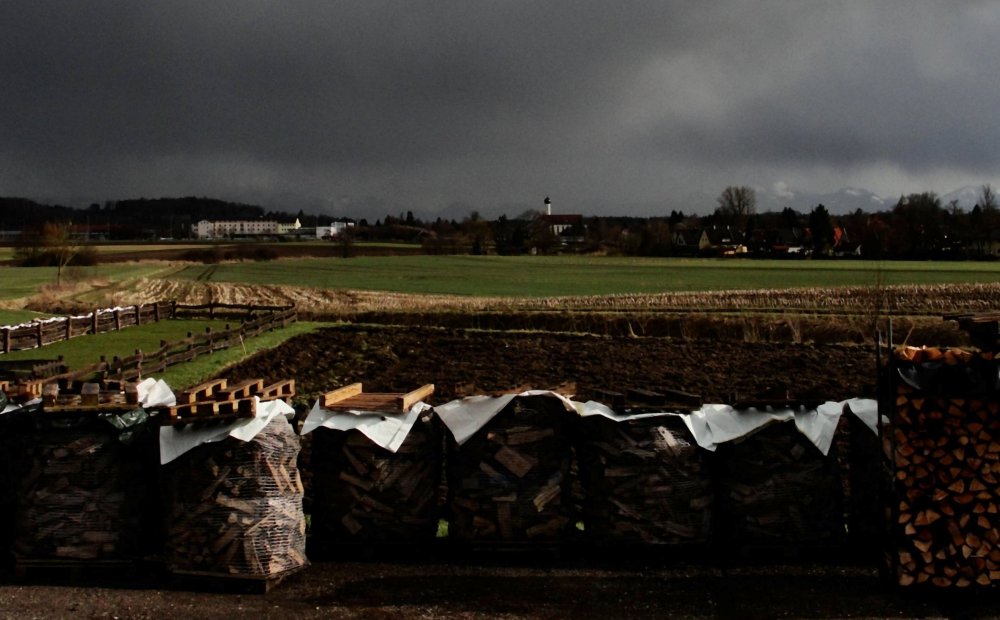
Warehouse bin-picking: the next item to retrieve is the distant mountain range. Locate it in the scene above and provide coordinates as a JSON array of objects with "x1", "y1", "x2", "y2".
[{"x1": 752, "y1": 185, "x2": 989, "y2": 216}]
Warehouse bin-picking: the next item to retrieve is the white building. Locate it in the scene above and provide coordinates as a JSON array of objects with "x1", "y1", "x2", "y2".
[
  {"x1": 316, "y1": 221, "x2": 355, "y2": 239},
  {"x1": 193, "y1": 218, "x2": 300, "y2": 239}
]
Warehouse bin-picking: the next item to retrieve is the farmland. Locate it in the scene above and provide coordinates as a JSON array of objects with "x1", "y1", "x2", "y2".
[{"x1": 170, "y1": 255, "x2": 1000, "y2": 297}]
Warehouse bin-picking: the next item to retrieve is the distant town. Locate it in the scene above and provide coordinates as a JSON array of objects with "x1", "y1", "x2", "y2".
[{"x1": 3, "y1": 185, "x2": 1000, "y2": 261}]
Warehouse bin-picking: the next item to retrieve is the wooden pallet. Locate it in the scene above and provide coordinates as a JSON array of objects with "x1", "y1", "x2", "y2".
[
  {"x1": 38, "y1": 383, "x2": 142, "y2": 415},
  {"x1": 164, "y1": 377, "x2": 296, "y2": 426},
  {"x1": 321, "y1": 382, "x2": 434, "y2": 411},
  {"x1": 176, "y1": 378, "x2": 229, "y2": 405}
]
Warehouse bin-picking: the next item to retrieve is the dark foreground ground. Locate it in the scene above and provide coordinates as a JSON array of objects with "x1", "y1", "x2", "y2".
[{"x1": 0, "y1": 560, "x2": 998, "y2": 620}]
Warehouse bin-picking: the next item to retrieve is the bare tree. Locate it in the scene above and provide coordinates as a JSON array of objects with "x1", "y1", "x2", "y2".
[
  {"x1": 41, "y1": 221, "x2": 79, "y2": 286},
  {"x1": 715, "y1": 186, "x2": 757, "y2": 228},
  {"x1": 979, "y1": 184, "x2": 997, "y2": 211}
]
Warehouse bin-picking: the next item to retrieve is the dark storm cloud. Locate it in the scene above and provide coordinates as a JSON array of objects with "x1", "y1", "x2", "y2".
[{"x1": 2, "y1": 1, "x2": 999, "y2": 216}]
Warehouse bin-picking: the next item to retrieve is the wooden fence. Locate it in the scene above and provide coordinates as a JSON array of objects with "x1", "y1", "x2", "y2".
[
  {"x1": 0, "y1": 303, "x2": 297, "y2": 388},
  {"x1": 1, "y1": 301, "x2": 295, "y2": 354}
]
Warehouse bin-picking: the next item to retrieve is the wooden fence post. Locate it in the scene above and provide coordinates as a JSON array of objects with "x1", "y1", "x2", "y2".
[
  {"x1": 135, "y1": 305, "x2": 141, "y2": 326},
  {"x1": 153, "y1": 302, "x2": 160, "y2": 322},
  {"x1": 114, "y1": 309, "x2": 121, "y2": 331},
  {"x1": 92, "y1": 309, "x2": 98, "y2": 335},
  {"x1": 36, "y1": 323, "x2": 43, "y2": 348},
  {"x1": 2, "y1": 327, "x2": 10, "y2": 354},
  {"x1": 65, "y1": 316, "x2": 72, "y2": 341}
]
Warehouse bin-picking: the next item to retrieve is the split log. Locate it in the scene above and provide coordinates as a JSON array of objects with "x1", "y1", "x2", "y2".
[
  {"x1": 715, "y1": 420, "x2": 845, "y2": 551},
  {"x1": 577, "y1": 414, "x2": 713, "y2": 546},
  {"x1": 446, "y1": 395, "x2": 577, "y2": 543},
  {"x1": 887, "y1": 348, "x2": 1000, "y2": 589},
  {"x1": 309, "y1": 408, "x2": 443, "y2": 550},
  {"x1": 162, "y1": 415, "x2": 307, "y2": 577}
]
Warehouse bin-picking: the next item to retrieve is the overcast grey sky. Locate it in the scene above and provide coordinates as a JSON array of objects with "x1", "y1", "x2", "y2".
[{"x1": 2, "y1": 2, "x2": 999, "y2": 218}]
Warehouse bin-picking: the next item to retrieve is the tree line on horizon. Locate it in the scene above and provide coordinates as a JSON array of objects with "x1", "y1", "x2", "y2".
[{"x1": 3, "y1": 185, "x2": 1000, "y2": 261}]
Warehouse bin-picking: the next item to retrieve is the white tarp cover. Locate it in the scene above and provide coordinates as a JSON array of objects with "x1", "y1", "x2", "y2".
[
  {"x1": 842, "y1": 397, "x2": 881, "y2": 436},
  {"x1": 158, "y1": 397, "x2": 294, "y2": 464},
  {"x1": 576, "y1": 397, "x2": 879, "y2": 456},
  {"x1": 300, "y1": 400, "x2": 432, "y2": 453},
  {"x1": 135, "y1": 377, "x2": 176, "y2": 408},
  {"x1": 434, "y1": 390, "x2": 579, "y2": 445}
]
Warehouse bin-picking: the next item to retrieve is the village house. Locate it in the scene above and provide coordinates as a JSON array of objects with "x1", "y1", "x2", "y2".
[{"x1": 698, "y1": 226, "x2": 747, "y2": 256}]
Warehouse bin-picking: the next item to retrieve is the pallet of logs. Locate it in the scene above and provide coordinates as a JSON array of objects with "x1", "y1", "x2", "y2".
[
  {"x1": 309, "y1": 384, "x2": 441, "y2": 555},
  {"x1": 9, "y1": 383, "x2": 159, "y2": 564},
  {"x1": 161, "y1": 378, "x2": 295, "y2": 425},
  {"x1": 715, "y1": 419, "x2": 845, "y2": 554},
  {"x1": 576, "y1": 389, "x2": 712, "y2": 547},
  {"x1": 446, "y1": 394, "x2": 578, "y2": 545},
  {"x1": 886, "y1": 347, "x2": 1000, "y2": 589},
  {"x1": 161, "y1": 413, "x2": 307, "y2": 581}
]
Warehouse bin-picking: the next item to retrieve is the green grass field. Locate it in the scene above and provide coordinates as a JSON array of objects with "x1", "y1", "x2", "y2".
[
  {"x1": 170, "y1": 255, "x2": 1000, "y2": 297},
  {"x1": 0, "y1": 318, "x2": 324, "y2": 390},
  {"x1": 0, "y1": 319, "x2": 234, "y2": 368}
]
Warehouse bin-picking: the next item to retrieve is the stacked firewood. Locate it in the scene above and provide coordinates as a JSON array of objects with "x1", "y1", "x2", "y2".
[
  {"x1": 888, "y1": 347, "x2": 1000, "y2": 588},
  {"x1": 446, "y1": 395, "x2": 577, "y2": 543},
  {"x1": 846, "y1": 411, "x2": 881, "y2": 555},
  {"x1": 310, "y1": 413, "x2": 442, "y2": 549},
  {"x1": 162, "y1": 414, "x2": 307, "y2": 578},
  {"x1": 10, "y1": 384, "x2": 158, "y2": 562},
  {"x1": 715, "y1": 420, "x2": 845, "y2": 550},
  {"x1": 577, "y1": 414, "x2": 713, "y2": 546}
]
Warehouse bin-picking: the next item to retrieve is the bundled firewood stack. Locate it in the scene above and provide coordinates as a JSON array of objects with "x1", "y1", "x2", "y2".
[
  {"x1": 10, "y1": 383, "x2": 158, "y2": 563},
  {"x1": 715, "y1": 419, "x2": 845, "y2": 551},
  {"x1": 887, "y1": 347, "x2": 1000, "y2": 589},
  {"x1": 309, "y1": 384, "x2": 441, "y2": 552},
  {"x1": 577, "y1": 402, "x2": 712, "y2": 547},
  {"x1": 161, "y1": 382, "x2": 306, "y2": 579},
  {"x1": 446, "y1": 394, "x2": 577, "y2": 544}
]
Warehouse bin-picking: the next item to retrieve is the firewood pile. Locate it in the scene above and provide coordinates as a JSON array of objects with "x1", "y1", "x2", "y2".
[
  {"x1": 577, "y1": 413, "x2": 713, "y2": 546},
  {"x1": 715, "y1": 419, "x2": 845, "y2": 552},
  {"x1": 162, "y1": 413, "x2": 307, "y2": 579},
  {"x1": 9, "y1": 383, "x2": 159, "y2": 563},
  {"x1": 309, "y1": 384, "x2": 442, "y2": 552},
  {"x1": 886, "y1": 347, "x2": 1000, "y2": 589},
  {"x1": 845, "y1": 411, "x2": 881, "y2": 554},
  {"x1": 446, "y1": 395, "x2": 577, "y2": 544}
]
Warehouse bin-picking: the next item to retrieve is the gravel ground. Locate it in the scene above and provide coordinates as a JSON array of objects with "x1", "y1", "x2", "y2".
[{"x1": 0, "y1": 561, "x2": 997, "y2": 619}]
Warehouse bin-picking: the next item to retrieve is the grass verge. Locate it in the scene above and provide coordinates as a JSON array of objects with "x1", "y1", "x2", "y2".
[{"x1": 159, "y1": 321, "x2": 326, "y2": 390}]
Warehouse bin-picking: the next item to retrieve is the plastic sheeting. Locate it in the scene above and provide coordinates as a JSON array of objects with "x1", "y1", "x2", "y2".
[
  {"x1": 456, "y1": 396, "x2": 881, "y2": 456},
  {"x1": 300, "y1": 400, "x2": 432, "y2": 453},
  {"x1": 434, "y1": 390, "x2": 578, "y2": 445},
  {"x1": 159, "y1": 398, "x2": 295, "y2": 464}
]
